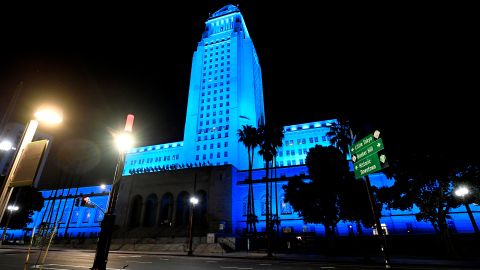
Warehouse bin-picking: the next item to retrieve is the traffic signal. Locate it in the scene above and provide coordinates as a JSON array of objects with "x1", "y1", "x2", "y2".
[{"x1": 81, "y1": 197, "x2": 89, "y2": 207}]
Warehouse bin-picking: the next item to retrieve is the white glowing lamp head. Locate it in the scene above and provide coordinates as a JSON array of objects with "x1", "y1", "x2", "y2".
[
  {"x1": 455, "y1": 186, "x2": 469, "y2": 197},
  {"x1": 34, "y1": 106, "x2": 63, "y2": 124},
  {"x1": 7, "y1": 205, "x2": 19, "y2": 211},
  {"x1": 190, "y1": 197, "x2": 199, "y2": 205},
  {"x1": 0, "y1": 140, "x2": 13, "y2": 151},
  {"x1": 115, "y1": 132, "x2": 134, "y2": 151}
]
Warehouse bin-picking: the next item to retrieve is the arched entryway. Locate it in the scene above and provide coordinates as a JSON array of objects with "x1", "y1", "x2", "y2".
[
  {"x1": 159, "y1": 192, "x2": 174, "y2": 225},
  {"x1": 175, "y1": 191, "x2": 190, "y2": 226},
  {"x1": 129, "y1": 195, "x2": 143, "y2": 228},
  {"x1": 143, "y1": 193, "x2": 158, "y2": 227}
]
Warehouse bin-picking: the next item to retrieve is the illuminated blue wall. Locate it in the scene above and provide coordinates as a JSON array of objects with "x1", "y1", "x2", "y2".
[
  {"x1": 4, "y1": 185, "x2": 109, "y2": 240},
  {"x1": 6, "y1": 5, "x2": 480, "y2": 240}
]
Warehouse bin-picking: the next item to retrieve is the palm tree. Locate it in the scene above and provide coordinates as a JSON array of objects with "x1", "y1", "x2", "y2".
[
  {"x1": 326, "y1": 119, "x2": 355, "y2": 158},
  {"x1": 237, "y1": 125, "x2": 260, "y2": 234},
  {"x1": 257, "y1": 123, "x2": 284, "y2": 257}
]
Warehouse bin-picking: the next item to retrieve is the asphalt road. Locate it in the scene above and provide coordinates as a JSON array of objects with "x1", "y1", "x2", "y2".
[{"x1": 0, "y1": 248, "x2": 477, "y2": 270}]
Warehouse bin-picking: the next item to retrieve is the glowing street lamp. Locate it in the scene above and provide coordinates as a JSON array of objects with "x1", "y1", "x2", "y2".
[
  {"x1": 0, "y1": 106, "x2": 62, "y2": 228},
  {"x1": 1, "y1": 205, "x2": 20, "y2": 243},
  {"x1": 0, "y1": 140, "x2": 13, "y2": 151},
  {"x1": 187, "y1": 196, "x2": 199, "y2": 256},
  {"x1": 7, "y1": 205, "x2": 19, "y2": 212},
  {"x1": 92, "y1": 114, "x2": 134, "y2": 270},
  {"x1": 454, "y1": 186, "x2": 479, "y2": 234}
]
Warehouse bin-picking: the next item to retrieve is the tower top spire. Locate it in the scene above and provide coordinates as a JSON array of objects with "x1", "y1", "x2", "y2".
[{"x1": 210, "y1": 4, "x2": 240, "y2": 19}]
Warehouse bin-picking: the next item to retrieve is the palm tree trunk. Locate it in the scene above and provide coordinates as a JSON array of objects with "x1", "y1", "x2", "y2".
[{"x1": 265, "y1": 160, "x2": 272, "y2": 257}]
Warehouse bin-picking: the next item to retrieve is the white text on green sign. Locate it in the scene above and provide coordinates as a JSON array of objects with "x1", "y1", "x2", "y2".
[
  {"x1": 354, "y1": 152, "x2": 387, "y2": 179},
  {"x1": 351, "y1": 130, "x2": 381, "y2": 155},
  {"x1": 354, "y1": 138, "x2": 384, "y2": 161}
]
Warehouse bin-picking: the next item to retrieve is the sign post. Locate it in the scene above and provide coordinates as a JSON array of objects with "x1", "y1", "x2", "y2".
[{"x1": 350, "y1": 130, "x2": 391, "y2": 269}]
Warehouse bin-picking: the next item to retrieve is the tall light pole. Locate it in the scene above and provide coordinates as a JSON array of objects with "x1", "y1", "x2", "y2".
[
  {"x1": 187, "y1": 196, "x2": 199, "y2": 256},
  {"x1": 454, "y1": 186, "x2": 479, "y2": 234},
  {"x1": 0, "y1": 106, "x2": 62, "y2": 228},
  {"x1": 92, "y1": 114, "x2": 134, "y2": 270},
  {"x1": 1, "y1": 204, "x2": 19, "y2": 243}
]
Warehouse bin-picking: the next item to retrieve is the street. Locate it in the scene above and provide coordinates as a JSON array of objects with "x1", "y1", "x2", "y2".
[{"x1": 0, "y1": 248, "x2": 478, "y2": 270}]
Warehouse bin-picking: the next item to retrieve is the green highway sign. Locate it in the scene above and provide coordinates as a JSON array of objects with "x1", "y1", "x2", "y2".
[
  {"x1": 353, "y1": 138, "x2": 384, "y2": 161},
  {"x1": 354, "y1": 152, "x2": 388, "y2": 179},
  {"x1": 350, "y1": 130, "x2": 381, "y2": 155}
]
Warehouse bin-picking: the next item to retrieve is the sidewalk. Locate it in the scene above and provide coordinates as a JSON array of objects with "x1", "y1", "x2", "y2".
[{"x1": 2, "y1": 245, "x2": 480, "y2": 269}]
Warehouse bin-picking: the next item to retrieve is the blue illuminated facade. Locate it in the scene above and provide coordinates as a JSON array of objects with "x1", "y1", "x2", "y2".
[{"x1": 6, "y1": 4, "x2": 479, "y2": 240}]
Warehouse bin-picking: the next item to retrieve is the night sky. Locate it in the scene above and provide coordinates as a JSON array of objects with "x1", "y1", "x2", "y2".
[{"x1": 0, "y1": 1, "x2": 477, "y2": 187}]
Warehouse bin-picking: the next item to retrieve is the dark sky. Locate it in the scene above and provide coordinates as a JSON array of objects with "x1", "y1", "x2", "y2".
[{"x1": 0, "y1": 1, "x2": 477, "y2": 187}]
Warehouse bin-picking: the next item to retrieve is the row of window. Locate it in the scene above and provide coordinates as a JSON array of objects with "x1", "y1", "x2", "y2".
[
  {"x1": 197, "y1": 132, "x2": 229, "y2": 141},
  {"x1": 204, "y1": 49, "x2": 230, "y2": 57},
  {"x1": 202, "y1": 67, "x2": 230, "y2": 75},
  {"x1": 200, "y1": 120, "x2": 229, "y2": 127},
  {"x1": 197, "y1": 125, "x2": 228, "y2": 134},
  {"x1": 204, "y1": 58, "x2": 231, "y2": 65},
  {"x1": 202, "y1": 80, "x2": 231, "y2": 89},
  {"x1": 203, "y1": 62, "x2": 230, "y2": 71},
  {"x1": 196, "y1": 152, "x2": 229, "y2": 160},
  {"x1": 201, "y1": 87, "x2": 229, "y2": 96},
  {"x1": 200, "y1": 104, "x2": 230, "y2": 112},
  {"x1": 278, "y1": 159, "x2": 306, "y2": 167},
  {"x1": 200, "y1": 113, "x2": 229, "y2": 120},
  {"x1": 196, "y1": 141, "x2": 229, "y2": 151},
  {"x1": 201, "y1": 94, "x2": 230, "y2": 103},
  {"x1": 279, "y1": 148, "x2": 309, "y2": 157},
  {"x1": 131, "y1": 154, "x2": 181, "y2": 166},
  {"x1": 204, "y1": 41, "x2": 230, "y2": 51},
  {"x1": 283, "y1": 136, "x2": 326, "y2": 146}
]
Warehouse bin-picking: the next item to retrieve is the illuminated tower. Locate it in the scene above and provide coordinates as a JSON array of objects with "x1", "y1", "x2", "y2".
[{"x1": 182, "y1": 4, "x2": 265, "y2": 170}]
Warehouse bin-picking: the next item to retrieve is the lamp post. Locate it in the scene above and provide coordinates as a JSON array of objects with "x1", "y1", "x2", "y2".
[
  {"x1": 454, "y1": 186, "x2": 479, "y2": 234},
  {"x1": 1, "y1": 205, "x2": 19, "y2": 243},
  {"x1": 0, "y1": 106, "x2": 62, "y2": 229},
  {"x1": 92, "y1": 114, "x2": 134, "y2": 270},
  {"x1": 187, "y1": 196, "x2": 199, "y2": 256}
]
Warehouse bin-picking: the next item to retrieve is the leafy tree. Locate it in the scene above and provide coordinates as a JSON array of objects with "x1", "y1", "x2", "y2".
[
  {"x1": 377, "y1": 152, "x2": 461, "y2": 256},
  {"x1": 237, "y1": 125, "x2": 261, "y2": 233},
  {"x1": 283, "y1": 145, "x2": 352, "y2": 239},
  {"x1": 257, "y1": 123, "x2": 284, "y2": 257},
  {"x1": 338, "y1": 177, "x2": 379, "y2": 229},
  {"x1": 0, "y1": 186, "x2": 44, "y2": 229},
  {"x1": 326, "y1": 119, "x2": 355, "y2": 158}
]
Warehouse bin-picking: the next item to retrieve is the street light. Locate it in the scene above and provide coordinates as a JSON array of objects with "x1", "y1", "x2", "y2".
[
  {"x1": 454, "y1": 186, "x2": 479, "y2": 234},
  {"x1": 1, "y1": 205, "x2": 20, "y2": 243},
  {"x1": 92, "y1": 114, "x2": 134, "y2": 270},
  {"x1": 0, "y1": 106, "x2": 62, "y2": 228},
  {"x1": 0, "y1": 140, "x2": 14, "y2": 151},
  {"x1": 187, "y1": 196, "x2": 199, "y2": 256}
]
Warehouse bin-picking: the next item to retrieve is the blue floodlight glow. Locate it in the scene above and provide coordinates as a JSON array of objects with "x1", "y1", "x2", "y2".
[{"x1": 5, "y1": 4, "x2": 478, "y2": 240}]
